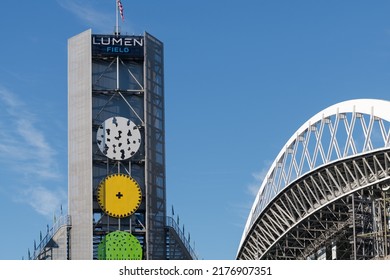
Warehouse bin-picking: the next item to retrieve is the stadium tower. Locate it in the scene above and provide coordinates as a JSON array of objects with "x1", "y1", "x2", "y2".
[
  {"x1": 66, "y1": 28, "x2": 197, "y2": 260},
  {"x1": 28, "y1": 25, "x2": 196, "y2": 259},
  {"x1": 68, "y1": 28, "x2": 168, "y2": 260}
]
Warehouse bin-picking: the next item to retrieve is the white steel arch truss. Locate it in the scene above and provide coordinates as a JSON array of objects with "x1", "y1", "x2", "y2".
[{"x1": 238, "y1": 99, "x2": 390, "y2": 259}]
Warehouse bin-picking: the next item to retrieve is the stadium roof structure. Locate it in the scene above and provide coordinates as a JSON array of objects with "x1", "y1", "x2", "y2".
[{"x1": 238, "y1": 99, "x2": 390, "y2": 260}]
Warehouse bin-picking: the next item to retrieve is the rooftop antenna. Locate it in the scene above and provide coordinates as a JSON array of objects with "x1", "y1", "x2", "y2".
[{"x1": 115, "y1": 0, "x2": 125, "y2": 35}]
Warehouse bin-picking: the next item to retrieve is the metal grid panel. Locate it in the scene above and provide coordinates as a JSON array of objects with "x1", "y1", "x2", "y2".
[
  {"x1": 91, "y1": 36, "x2": 146, "y2": 259},
  {"x1": 144, "y1": 32, "x2": 166, "y2": 260}
]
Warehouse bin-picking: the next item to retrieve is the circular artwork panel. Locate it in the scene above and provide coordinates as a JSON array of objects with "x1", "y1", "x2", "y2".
[
  {"x1": 97, "y1": 116, "x2": 141, "y2": 160},
  {"x1": 97, "y1": 174, "x2": 142, "y2": 218},
  {"x1": 98, "y1": 231, "x2": 143, "y2": 260}
]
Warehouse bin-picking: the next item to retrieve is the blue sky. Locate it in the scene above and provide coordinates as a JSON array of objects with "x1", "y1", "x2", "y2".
[{"x1": 0, "y1": 0, "x2": 390, "y2": 260}]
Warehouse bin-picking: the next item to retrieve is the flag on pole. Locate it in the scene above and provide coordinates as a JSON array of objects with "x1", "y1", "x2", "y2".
[{"x1": 117, "y1": 0, "x2": 125, "y2": 22}]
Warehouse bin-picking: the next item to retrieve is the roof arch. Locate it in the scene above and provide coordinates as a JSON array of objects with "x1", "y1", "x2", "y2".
[{"x1": 239, "y1": 99, "x2": 390, "y2": 252}]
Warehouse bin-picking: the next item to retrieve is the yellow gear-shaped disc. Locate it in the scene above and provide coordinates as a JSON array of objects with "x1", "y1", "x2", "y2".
[{"x1": 97, "y1": 174, "x2": 142, "y2": 218}]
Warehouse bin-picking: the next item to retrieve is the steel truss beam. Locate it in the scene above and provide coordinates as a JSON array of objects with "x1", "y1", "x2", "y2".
[
  {"x1": 242, "y1": 100, "x2": 390, "y2": 246},
  {"x1": 238, "y1": 149, "x2": 390, "y2": 259}
]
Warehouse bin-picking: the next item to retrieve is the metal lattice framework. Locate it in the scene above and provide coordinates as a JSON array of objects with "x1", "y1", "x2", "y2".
[{"x1": 237, "y1": 99, "x2": 390, "y2": 260}]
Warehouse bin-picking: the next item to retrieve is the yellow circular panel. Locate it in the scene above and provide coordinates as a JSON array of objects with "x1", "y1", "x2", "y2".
[{"x1": 97, "y1": 174, "x2": 142, "y2": 218}]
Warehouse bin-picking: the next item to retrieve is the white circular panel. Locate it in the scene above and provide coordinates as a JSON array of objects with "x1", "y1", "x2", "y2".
[{"x1": 97, "y1": 117, "x2": 141, "y2": 160}]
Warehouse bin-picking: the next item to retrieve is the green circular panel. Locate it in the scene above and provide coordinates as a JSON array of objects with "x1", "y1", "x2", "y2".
[{"x1": 98, "y1": 231, "x2": 143, "y2": 260}]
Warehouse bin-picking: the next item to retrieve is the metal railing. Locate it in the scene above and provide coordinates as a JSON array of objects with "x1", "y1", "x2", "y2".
[
  {"x1": 166, "y1": 216, "x2": 198, "y2": 260},
  {"x1": 29, "y1": 215, "x2": 71, "y2": 260}
]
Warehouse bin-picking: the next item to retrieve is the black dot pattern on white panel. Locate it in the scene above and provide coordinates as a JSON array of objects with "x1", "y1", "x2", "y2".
[{"x1": 96, "y1": 116, "x2": 141, "y2": 161}]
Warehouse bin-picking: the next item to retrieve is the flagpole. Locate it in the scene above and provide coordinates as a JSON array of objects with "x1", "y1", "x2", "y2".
[
  {"x1": 115, "y1": 1, "x2": 120, "y2": 91},
  {"x1": 115, "y1": 0, "x2": 119, "y2": 35}
]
